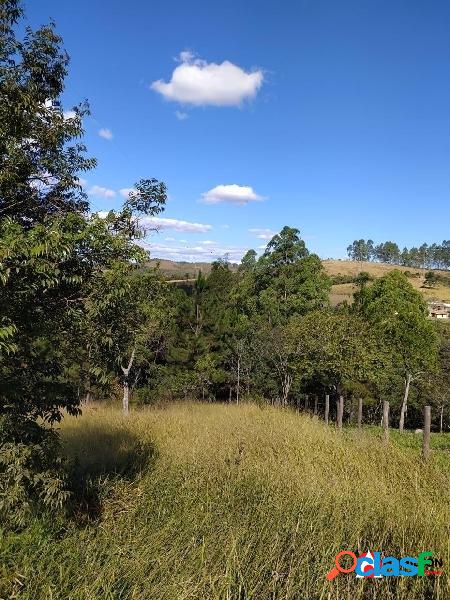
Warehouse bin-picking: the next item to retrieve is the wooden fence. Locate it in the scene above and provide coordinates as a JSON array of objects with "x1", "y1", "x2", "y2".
[{"x1": 300, "y1": 394, "x2": 433, "y2": 460}]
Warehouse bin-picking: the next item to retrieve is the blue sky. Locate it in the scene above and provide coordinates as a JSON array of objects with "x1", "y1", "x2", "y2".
[{"x1": 25, "y1": 0, "x2": 450, "y2": 262}]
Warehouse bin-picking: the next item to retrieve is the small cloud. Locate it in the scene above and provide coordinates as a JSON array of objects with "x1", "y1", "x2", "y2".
[
  {"x1": 249, "y1": 228, "x2": 276, "y2": 240},
  {"x1": 200, "y1": 240, "x2": 216, "y2": 245},
  {"x1": 151, "y1": 51, "x2": 264, "y2": 107},
  {"x1": 164, "y1": 236, "x2": 176, "y2": 241},
  {"x1": 63, "y1": 110, "x2": 77, "y2": 120},
  {"x1": 140, "y1": 216, "x2": 212, "y2": 233},
  {"x1": 98, "y1": 128, "x2": 113, "y2": 140},
  {"x1": 175, "y1": 110, "x2": 189, "y2": 120},
  {"x1": 201, "y1": 184, "x2": 263, "y2": 206},
  {"x1": 76, "y1": 177, "x2": 88, "y2": 187},
  {"x1": 88, "y1": 185, "x2": 116, "y2": 198},
  {"x1": 119, "y1": 187, "x2": 136, "y2": 198}
]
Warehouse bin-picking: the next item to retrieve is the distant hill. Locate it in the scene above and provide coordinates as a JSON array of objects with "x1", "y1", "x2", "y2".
[
  {"x1": 148, "y1": 257, "x2": 450, "y2": 303},
  {"x1": 147, "y1": 258, "x2": 238, "y2": 279}
]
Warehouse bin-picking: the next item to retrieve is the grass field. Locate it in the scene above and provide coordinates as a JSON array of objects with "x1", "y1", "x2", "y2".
[{"x1": 1, "y1": 402, "x2": 450, "y2": 599}]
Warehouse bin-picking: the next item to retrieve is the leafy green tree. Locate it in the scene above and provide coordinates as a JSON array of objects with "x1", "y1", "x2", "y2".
[
  {"x1": 424, "y1": 271, "x2": 438, "y2": 288},
  {"x1": 0, "y1": 1, "x2": 167, "y2": 522},
  {"x1": 290, "y1": 309, "x2": 385, "y2": 396},
  {"x1": 355, "y1": 270, "x2": 438, "y2": 431},
  {"x1": 0, "y1": 3, "x2": 95, "y2": 225},
  {"x1": 86, "y1": 265, "x2": 168, "y2": 414},
  {"x1": 256, "y1": 227, "x2": 331, "y2": 323}
]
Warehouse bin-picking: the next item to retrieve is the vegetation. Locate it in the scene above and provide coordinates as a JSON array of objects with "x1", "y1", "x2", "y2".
[
  {"x1": 1, "y1": 403, "x2": 449, "y2": 600},
  {"x1": 347, "y1": 238, "x2": 450, "y2": 270},
  {"x1": 1, "y1": 5, "x2": 450, "y2": 599}
]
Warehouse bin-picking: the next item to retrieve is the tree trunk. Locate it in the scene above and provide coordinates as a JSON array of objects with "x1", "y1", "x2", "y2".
[
  {"x1": 440, "y1": 405, "x2": 444, "y2": 433},
  {"x1": 121, "y1": 348, "x2": 135, "y2": 416},
  {"x1": 236, "y1": 356, "x2": 240, "y2": 404},
  {"x1": 281, "y1": 374, "x2": 292, "y2": 406},
  {"x1": 123, "y1": 380, "x2": 129, "y2": 415},
  {"x1": 399, "y1": 373, "x2": 412, "y2": 433}
]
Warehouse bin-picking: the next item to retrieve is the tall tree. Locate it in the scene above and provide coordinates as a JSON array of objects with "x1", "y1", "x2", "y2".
[
  {"x1": 355, "y1": 270, "x2": 438, "y2": 431},
  {"x1": 0, "y1": 1, "x2": 167, "y2": 522}
]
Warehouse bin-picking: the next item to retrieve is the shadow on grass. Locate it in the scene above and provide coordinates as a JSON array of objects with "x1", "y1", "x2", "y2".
[{"x1": 62, "y1": 425, "x2": 157, "y2": 526}]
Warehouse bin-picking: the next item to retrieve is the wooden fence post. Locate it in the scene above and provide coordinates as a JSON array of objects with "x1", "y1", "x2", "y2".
[
  {"x1": 337, "y1": 396, "x2": 343, "y2": 430},
  {"x1": 325, "y1": 395, "x2": 330, "y2": 425},
  {"x1": 314, "y1": 395, "x2": 318, "y2": 416},
  {"x1": 357, "y1": 398, "x2": 363, "y2": 429},
  {"x1": 382, "y1": 400, "x2": 389, "y2": 443},
  {"x1": 423, "y1": 405, "x2": 431, "y2": 460}
]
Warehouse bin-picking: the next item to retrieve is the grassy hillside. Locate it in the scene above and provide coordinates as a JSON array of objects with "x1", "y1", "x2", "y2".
[
  {"x1": 148, "y1": 257, "x2": 450, "y2": 303},
  {"x1": 325, "y1": 259, "x2": 450, "y2": 305},
  {"x1": 2, "y1": 403, "x2": 450, "y2": 599}
]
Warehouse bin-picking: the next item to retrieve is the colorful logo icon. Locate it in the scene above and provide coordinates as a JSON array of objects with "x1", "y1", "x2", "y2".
[{"x1": 327, "y1": 550, "x2": 443, "y2": 580}]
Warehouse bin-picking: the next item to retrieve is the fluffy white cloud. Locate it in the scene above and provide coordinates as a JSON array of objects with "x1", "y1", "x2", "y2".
[
  {"x1": 175, "y1": 110, "x2": 188, "y2": 120},
  {"x1": 139, "y1": 217, "x2": 212, "y2": 233},
  {"x1": 249, "y1": 228, "x2": 276, "y2": 240},
  {"x1": 151, "y1": 52, "x2": 263, "y2": 107},
  {"x1": 201, "y1": 184, "x2": 263, "y2": 205},
  {"x1": 88, "y1": 185, "x2": 116, "y2": 198},
  {"x1": 63, "y1": 110, "x2": 77, "y2": 120},
  {"x1": 98, "y1": 128, "x2": 113, "y2": 140}
]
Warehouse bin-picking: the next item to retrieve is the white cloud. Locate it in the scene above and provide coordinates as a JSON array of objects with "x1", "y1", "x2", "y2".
[
  {"x1": 98, "y1": 128, "x2": 113, "y2": 140},
  {"x1": 88, "y1": 185, "x2": 116, "y2": 198},
  {"x1": 151, "y1": 52, "x2": 264, "y2": 107},
  {"x1": 140, "y1": 240, "x2": 247, "y2": 262},
  {"x1": 76, "y1": 177, "x2": 88, "y2": 187},
  {"x1": 119, "y1": 187, "x2": 136, "y2": 198},
  {"x1": 164, "y1": 236, "x2": 176, "y2": 241},
  {"x1": 63, "y1": 110, "x2": 77, "y2": 120},
  {"x1": 201, "y1": 184, "x2": 263, "y2": 205},
  {"x1": 139, "y1": 216, "x2": 212, "y2": 233},
  {"x1": 249, "y1": 228, "x2": 276, "y2": 240},
  {"x1": 200, "y1": 240, "x2": 216, "y2": 245},
  {"x1": 175, "y1": 110, "x2": 189, "y2": 120}
]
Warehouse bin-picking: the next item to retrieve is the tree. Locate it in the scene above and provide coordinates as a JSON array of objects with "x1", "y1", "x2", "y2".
[
  {"x1": 0, "y1": 1, "x2": 167, "y2": 522},
  {"x1": 256, "y1": 227, "x2": 331, "y2": 323},
  {"x1": 86, "y1": 266, "x2": 168, "y2": 415},
  {"x1": 0, "y1": 3, "x2": 95, "y2": 225},
  {"x1": 290, "y1": 309, "x2": 385, "y2": 397},
  {"x1": 355, "y1": 270, "x2": 438, "y2": 431},
  {"x1": 347, "y1": 239, "x2": 374, "y2": 263},
  {"x1": 424, "y1": 271, "x2": 438, "y2": 288},
  {"x1": 374, "y1": 242, "x2": 401, "y2": 265}
]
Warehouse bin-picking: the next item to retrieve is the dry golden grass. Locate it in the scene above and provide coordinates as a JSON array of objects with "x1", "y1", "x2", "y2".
[
  {"x1": 326, "y1": 260, "x2": 450, "y2": 304},
  {"x1": 2, "y1": 402, "x2": 450, "y2": 599}
]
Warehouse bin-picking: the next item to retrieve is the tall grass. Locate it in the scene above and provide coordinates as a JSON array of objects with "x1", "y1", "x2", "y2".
[{"x1": 1, "y1": 402, "x2": 450, "y2": 599}]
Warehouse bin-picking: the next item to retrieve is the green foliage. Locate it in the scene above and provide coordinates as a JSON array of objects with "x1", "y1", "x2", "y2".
[{"x1": 0, "y1": 0, "x2": 168, "y2": 524}]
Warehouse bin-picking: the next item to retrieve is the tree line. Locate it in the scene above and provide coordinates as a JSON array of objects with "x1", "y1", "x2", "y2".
[
  {"x1": 1, "y1": 1, "x2": 449, "y2": 526},
  {"x1": 347, "y1": 238, "x2": 450, "y2": 269}
]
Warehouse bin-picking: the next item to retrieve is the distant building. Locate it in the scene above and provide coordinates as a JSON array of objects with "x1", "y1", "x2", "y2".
[{"x1": 428, "y1": 302, "x2": 450, "y2": 319}]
